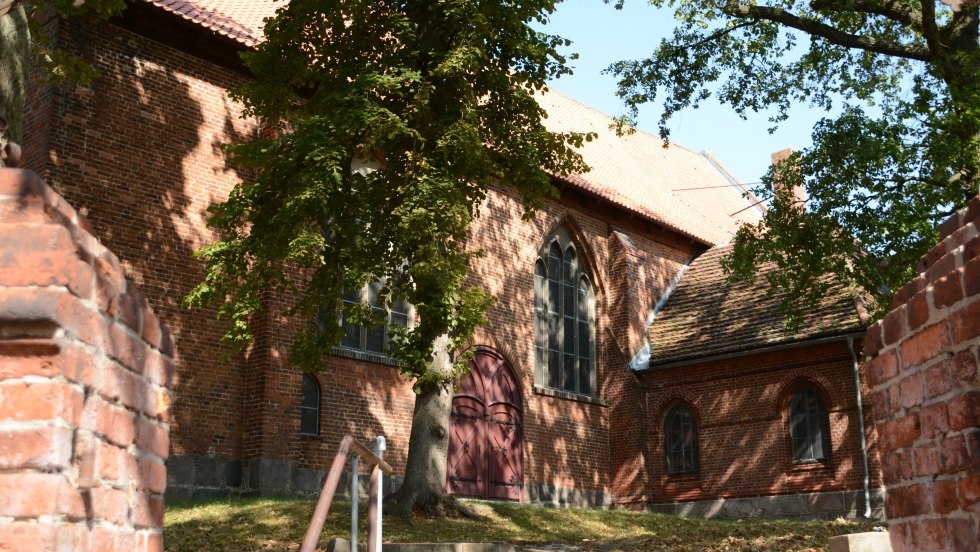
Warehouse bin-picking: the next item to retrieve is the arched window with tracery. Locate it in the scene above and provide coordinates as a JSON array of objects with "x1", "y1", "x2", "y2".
[
  {"x1": 533, "y1": 227, "x2": 595, "y2": 396},
  {"x1": 787, "y1": 386, "x2": 830, "y2": 462},
  {"x1": 664, "y1": 403, "x2": 699, "y2": 474},
  {"x1": 300, "y1": 374, "x2": 320, "y2": 436}
]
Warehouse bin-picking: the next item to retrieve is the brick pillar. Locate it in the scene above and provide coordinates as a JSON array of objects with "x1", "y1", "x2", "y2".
[
  {"x1": 0, "y1": 169, "x2": 175, "y2": 552},
  {"x1": 863, "y1": 195, "x2": 980, "y2": 551}
]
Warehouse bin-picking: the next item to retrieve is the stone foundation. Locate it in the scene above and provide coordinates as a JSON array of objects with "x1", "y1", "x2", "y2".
[
  {"x1": 165, "y1": 455, "x2": 403, "y2": 502},
  {"x1": 646, "y1": 489, "x2": 886, "y2": 520}
]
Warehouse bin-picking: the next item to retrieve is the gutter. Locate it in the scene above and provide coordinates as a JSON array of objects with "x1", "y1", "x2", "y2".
[
  {"x1": 627, "y1": 253, "x2": 697, "y2": 371},
  {"x1": 635, "y1": 331, "x2": 867, "y2": 372},
  {"x1": 848, "y1": 336, "x2": 873, "y2": 518}
]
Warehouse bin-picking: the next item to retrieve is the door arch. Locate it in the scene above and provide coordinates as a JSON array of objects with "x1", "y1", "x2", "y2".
[{"x1": 446, "y1": 346, "x2": 524, "y2": 501}]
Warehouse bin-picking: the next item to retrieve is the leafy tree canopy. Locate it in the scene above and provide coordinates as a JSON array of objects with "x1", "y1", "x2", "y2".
[
  {"x1": 185, "y1": 0, "x2": 591, "y2": 391},
  {"x1": 609, "y1": 0, "x2": 979, "y2": 323}
]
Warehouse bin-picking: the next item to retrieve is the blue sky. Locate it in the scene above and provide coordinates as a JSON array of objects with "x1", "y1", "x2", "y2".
[{"x1": 539, "y1": 0, "x2": 834, "y2": 185}]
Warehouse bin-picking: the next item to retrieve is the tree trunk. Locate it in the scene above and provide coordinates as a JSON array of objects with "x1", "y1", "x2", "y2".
[
  {"x1": 390, "y1": 382, "x2": 454, "y2": 519},
  {"x1": 0, "y1": 2, "x2": 30, "y2": 161},
  {"x1": 388, "y1": 334, "x2": 472, "y2": 520}
]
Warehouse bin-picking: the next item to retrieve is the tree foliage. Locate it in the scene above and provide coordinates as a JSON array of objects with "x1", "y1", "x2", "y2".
[
  {"x1": 609, "y1": 0, "x2": 979, "y2": 322},
  {"x1": 185, "y1": 0, "x2": 590, "y2": 390}
]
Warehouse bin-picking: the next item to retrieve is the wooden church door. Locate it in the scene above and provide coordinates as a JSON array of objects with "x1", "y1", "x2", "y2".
[{"x1": 447, "y1": 347, "x2": 523, "y2": 501}]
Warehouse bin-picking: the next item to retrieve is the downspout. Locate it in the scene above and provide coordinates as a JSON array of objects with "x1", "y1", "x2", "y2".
[
  {"x1": 627, "y1": 253, "x2": 696, "y2": 371},
  {"x1": 847, "y1": 337, "x2": 872, "y2": 518}
]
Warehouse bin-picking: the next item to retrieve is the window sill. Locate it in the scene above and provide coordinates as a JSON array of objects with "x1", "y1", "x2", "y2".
[
  {"x1": 665, "y1": 472, "x2": 700, "y2": 483},
  {"x1": 789, "y1": 459, "x2": 832, "y2": 472},
  {"x1": 331, "y1": 347, "x2": 401, "y2": 367},
  {"x1": 533, "y1": 385, "x2": 607, "y2": 406}
]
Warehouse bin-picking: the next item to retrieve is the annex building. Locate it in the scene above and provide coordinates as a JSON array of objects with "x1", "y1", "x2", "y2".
[{"x1": 19, "y1": 0, "x2": 883, "y2": 518}]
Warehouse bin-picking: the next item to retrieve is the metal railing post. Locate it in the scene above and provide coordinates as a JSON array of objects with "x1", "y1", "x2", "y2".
[
  {"x1": 351, "y1": 454, "x2": 359, "y2": 552},
  {"x1": 300, "y1": 435, "x2": 393, "y2": 552},
  {"x1": 367, "y1": 436, "x2": 386, "y2": 552}
]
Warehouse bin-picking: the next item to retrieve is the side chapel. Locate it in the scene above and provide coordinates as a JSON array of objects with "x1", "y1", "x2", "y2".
[{"x1": 18, "y1": 0, "x2": 883, "y2": 518}]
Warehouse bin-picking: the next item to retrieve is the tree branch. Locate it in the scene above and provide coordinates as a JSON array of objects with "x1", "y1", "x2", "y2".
[
  {"x1": 688, "y1": 20, "x2": 757, "y2": 48},
  {"x1": 724, "y1": 2, "x2": 933, "y2": 61},
  {"x1": 920, "y1": 0, "x2": 947, "y2": 62},
  {"x1": 810, "y1": 0, "x2": 923, "y2": 31}
]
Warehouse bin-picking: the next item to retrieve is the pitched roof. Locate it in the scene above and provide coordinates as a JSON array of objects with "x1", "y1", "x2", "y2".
[
  {"x1": 140, "y1": 1, "x2": 763, "y2": 245},
  {"x1": 537, "y1": 91, "x2": 763, "y2": 245},
  {"x1": 644, "y1": 245, "x2": 866, "y2": 368},
  {"x1": 144, "y1": 0, "x2": 275, "y2": 47}
]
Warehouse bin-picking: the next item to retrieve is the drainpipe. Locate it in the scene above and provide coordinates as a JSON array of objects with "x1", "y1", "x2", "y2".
[
  {"x1": 848, "y1": 337, "x2": 872, "y2": 518},
  {"x1": 627, "y1": 253, "x2": 697, "y2": 371}
]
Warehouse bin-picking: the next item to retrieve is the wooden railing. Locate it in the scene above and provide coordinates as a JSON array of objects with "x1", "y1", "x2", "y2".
[{"x1": 300, "y1": 435, "x2": 394, "y2": 552}]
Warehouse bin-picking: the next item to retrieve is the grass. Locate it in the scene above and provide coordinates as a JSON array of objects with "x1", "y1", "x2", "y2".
[{"x1": 164, "y1": 498, "x2": 883, "y2": 552}]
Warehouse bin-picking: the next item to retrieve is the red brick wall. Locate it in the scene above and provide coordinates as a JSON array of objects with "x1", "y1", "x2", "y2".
[
  {"x1": 16, "y1": 11, "x2": 883, "y2": 510},
  {"x1": 633, "y1": 341, "x2": 881, "y2": 513},
  {"x1": 863, "y1": 195, "x2": 980, "y2": 551},
  {"x1": 0, "y1": 169, "x2": 175, "y2": 551},
  {"x1": 22, "y1": 17, "x2": 257, "y2": 467},
  {"x1": 254, "y1": 182, "x2": 696, "y2": 503}
]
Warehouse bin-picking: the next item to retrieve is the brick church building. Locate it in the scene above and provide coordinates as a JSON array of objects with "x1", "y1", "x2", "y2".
[{"x1": 18, "y1": 0, "x2": 883, "y2": 518}]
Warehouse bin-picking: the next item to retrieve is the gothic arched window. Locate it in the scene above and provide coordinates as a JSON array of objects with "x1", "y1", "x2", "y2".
[
  {"x1": 300, "y1": 374, "x2": 320, "y2": 436},
  {"x1": 664, "y1": 404, "x2": 699, "y2": 474},
  {"x1": 533, "y1": 228, "x2": 595, "y2": 396},
  {"x1": 788, "y1": 387, "x2": 830, "y2": 462}
]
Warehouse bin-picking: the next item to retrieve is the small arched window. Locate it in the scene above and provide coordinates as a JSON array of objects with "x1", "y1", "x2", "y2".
[
  {"x1": 300, "y1": 374, "x2": 320, "y2": 436},
  {"x1": 664, "y1": 404, "x2": 699, "y2": 474},
  {"x1": 533, "y1": 228, "x2": 595, "y2": 396},
  {"x1": 788, "y1": 387, "x2": 830, "y2": 462}
]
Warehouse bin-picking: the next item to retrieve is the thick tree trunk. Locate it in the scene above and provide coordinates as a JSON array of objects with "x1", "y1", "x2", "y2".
[
  {"x1": 390, "y1": 383, "x2": 454, "y2": 519},
  {"x1": 388, "y1": 334, "x2": 472, "y2": 520},
  {"x1": 0, "y1": 2, "x2": 30, "y2": 161}
]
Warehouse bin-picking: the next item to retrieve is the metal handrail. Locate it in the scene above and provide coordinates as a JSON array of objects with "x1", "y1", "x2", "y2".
[{"x1": 300, "y1": 435, "x2": 393, "y2": 552}]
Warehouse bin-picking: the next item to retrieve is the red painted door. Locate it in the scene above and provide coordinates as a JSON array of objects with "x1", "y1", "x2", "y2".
[{"x1": 447, "y1": 347, "x2": 523, "y2": 501}]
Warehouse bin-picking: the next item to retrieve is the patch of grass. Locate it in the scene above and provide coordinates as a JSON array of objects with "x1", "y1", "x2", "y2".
[{"x1": 164, "y1": 498, "x2": 882, "y2": 552}]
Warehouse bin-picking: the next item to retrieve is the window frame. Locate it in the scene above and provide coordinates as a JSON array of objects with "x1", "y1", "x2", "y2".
[
  {"x1": 300, "y1": 373, "x2": 320, "y2": 436},
  {"x1": 338, "y1": 280, "x2": 413, "y2": 358},
  {"x1": 533, "y1": 227, "x2": 597, "y2": 397},
  {"x1": 664, "y1": 403, "x2": 699, "y2": 475},
  {"x1": 786, "y1": 386, "x2": 831, "y2": 463}
]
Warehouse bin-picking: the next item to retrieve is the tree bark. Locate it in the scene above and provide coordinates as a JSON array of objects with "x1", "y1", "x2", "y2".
[
  {"x1": 388, "y1": 333, "x2": 472, "y2": 520},
  {"x1": 390, "y1": 382, "x2": 454, "y2": 520},
  {"x1": 0, "y1": 2, "x2": 30, "y2": 160}
]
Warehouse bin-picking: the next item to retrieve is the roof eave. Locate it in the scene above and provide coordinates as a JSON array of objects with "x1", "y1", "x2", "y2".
[
  {"x1": 633, "y1": 328, "x2": 867, "y2": 372},
  {"x1": 549, "y1": 173, "x2": 714, "y2": 247}
]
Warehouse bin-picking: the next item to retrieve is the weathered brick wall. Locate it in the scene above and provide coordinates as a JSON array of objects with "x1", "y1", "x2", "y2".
[
  {"x1": 16, "y1": 10, "x2": 882, "y2": 510},
  {"x1": 252, "y1": 182, "x2": 697, "y2": 504},
  {"x1": 863, "y1": 195, "x2": 980, "y2": 550},
  {"x1": 634, "y1": 341, "x2": 883, "y2": 518},
  {"x1": 21, "y1": 16, "x2": 258, "y2": 497},
  {"x1": 0, "y1": 169, "x2": 175, "y2": 551}
]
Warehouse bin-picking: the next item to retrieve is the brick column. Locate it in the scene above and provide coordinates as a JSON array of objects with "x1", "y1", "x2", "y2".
[
  {"x1": 863, "y1": 195, "x2": 980, "y2": 551},
  {"x1": 0, "y1": 169, "x2": 175, "y2": 551}
]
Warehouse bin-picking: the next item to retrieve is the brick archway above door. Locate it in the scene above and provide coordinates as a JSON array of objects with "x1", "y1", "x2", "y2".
[{"x1": 447, "y1": 346, "x2": 524, "y2": 501}]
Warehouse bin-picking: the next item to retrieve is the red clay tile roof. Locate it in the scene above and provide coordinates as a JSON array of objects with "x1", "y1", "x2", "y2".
[
  {"x1": 139, "y1": 1, "x2": 764, "y2": 245},
  {"x1": 144, "y1": 0, "x2": 277, "y2": 47},
  {"x1": 537, "y1": 90, "x2": 764, "y2": 245},
  {"x1": 645, "y1": 245, "x2": 866, "y2": 367}
]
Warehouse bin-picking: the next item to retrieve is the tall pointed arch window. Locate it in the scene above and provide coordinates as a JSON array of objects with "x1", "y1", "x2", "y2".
[{"x1": 533, "y1": 228, "x2": 596, "y2": 396}]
